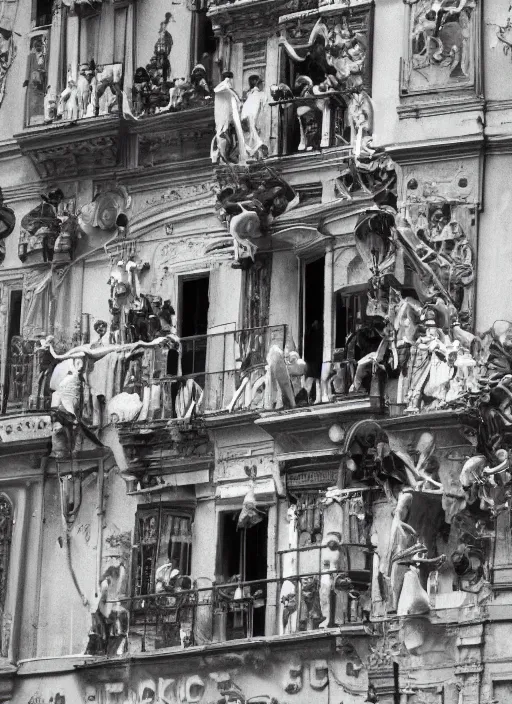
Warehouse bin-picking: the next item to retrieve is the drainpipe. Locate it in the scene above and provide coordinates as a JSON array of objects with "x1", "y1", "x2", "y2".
[
  {"x1": 321, "y1": 240, "x2": 334, "y2": 403},
  {"x1": 33, "y1": 455, "x2": 49, "y2": 658},
  {"x1": 95, "y1": 457, "x2": 105, "y2": 597}
]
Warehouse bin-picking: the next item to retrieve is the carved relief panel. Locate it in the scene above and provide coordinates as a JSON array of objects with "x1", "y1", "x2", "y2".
[
  {"x1": 398, "y1": 158, "x2": 479, "y2": 327},
  {"x1": 401, "y1": 0, "x2": 480, "y2": 98}
]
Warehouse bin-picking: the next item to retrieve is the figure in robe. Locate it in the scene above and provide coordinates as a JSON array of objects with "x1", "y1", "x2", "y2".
[
  {"x1": 240, "y1": 75, "x2": 267, "y2": 159},
  {"x1": 211, "y1": 72, "x2": 247, "y2": 164}
]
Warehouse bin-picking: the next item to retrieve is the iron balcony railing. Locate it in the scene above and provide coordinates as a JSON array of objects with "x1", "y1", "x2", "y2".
[
  {"x1": 2, "y1": 337, "x2": 42, "y2": 414},
  {"x1": 104, "y1": 543, "x2": 370, "y2": 654},
  {"x1": 2, "y1": 322, "x2": 383, "y2": 420},
  {"x1": 0, "y1": 324, "x2": 290, "y2": 418},
  {"x1": 130, "y1": 324, "x2": 290, "y2": 420},
  {"x1": 269, "y1": 93, "x2": 351, "y2": 157}
]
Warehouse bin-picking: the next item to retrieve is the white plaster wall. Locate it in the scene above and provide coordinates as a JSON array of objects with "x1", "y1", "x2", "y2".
[
  {"x1": 36, "y1": 475, "x2": 98, "y2": 657},
  {"x1": 484, "y1": 0, "x2": 512, "y2": 103},
  {"x1": 135, "y1": 0, "x2": 193, "y2": 82},
  {"x1": 475, "y1": 154, "x2": 512, "y2": 330},
  {"x1": 371, "y1": 0, "x2": 404, "y2": 149},
  {"x1": 268, "y1": 250, "x2": 299, "y2": 348},
  {"x1": 0, "y1": 2, "x2": 32, "y2": 142},
  {"x1": 81, "y1": 259, "x2": 112, "y2": 330}
]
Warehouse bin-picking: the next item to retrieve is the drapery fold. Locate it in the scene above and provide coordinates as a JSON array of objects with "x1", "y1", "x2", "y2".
[{"x1": 22, "y1": 264, "x2": 84, "y2": 343}]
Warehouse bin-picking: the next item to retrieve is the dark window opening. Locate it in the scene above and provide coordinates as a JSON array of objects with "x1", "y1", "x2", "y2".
[
  {"x1": 333, "y1": 288, "x2": 389, "y2": 395},
  {"x1": 193, "y1": 11, "x2": 216, "y2": 84},
  {"x1": 302, "y1": 257, "x2": 325, "y2": 380},
  {"x1": 179, "y1": 275, "x2": 209, "y2": 376},
  {"x1": 216, "y1": 511, "x2": 268, "y2": 638},
  {"x1": 277, "y1": 49, "x2": 348, "y2": 155},
  {"x1": 335, "y1": 290, "x2": 367, "y2": 351},
  {"x1": 132, "y1": 505, "x2": 193, "y2": 597},
  {"x1": 34, "y1": 0, "x2": 53, "y2": 27},
  {"x1": 4, "y1": 290, "x2": 26, "y2": 412},
  {"x1": 8, "y1": 290, "x2": 22, "y2": 340}
]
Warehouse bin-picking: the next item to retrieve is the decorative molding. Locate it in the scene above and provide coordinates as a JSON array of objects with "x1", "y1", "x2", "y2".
[
  {"x1": 484, "y1": 98, "x2": 512, "y2": 112},
  {"x1": 1, "y1": 183, "x2": 43, "y2": 204},
  {"x1": 0, "y1": 140, "x2": 20, "y2": 162},
  {"x1": 279, "y1": 0, "x2": 372, "y2": 25},
  {"x1": 384, "y1": 134, "x2": 484, "y2": 166},
  {"x1": 14, "y1": 116, "x2": 120, "y2": 179},
  {"x1": 486, "y1": 135, "x2": 512, "y2": 156},
  {"x1": 133, "y1": 106, "x2": 215, "y2": 169},
  {"x1": 0, "y1": 415, "x2": 52, "y2": 444},
  {"x1": 397, "y1": 97, "x2": 485, "y2": 120},
  {"x1": 400, "y1": 0, "x2": 481, "y2": 98}
]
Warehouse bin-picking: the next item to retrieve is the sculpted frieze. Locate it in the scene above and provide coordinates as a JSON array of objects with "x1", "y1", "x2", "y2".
[
  {"x1": 135, "y1": 182, "x2": 217, "y2": 215},
  {"x1": 401, "y1": 0, "x2": 479, "y2": 96}
]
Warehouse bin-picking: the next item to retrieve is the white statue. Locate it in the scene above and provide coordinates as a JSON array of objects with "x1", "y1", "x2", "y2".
[
  {"x1": 211, "y1": 72, "x2": 248, "y2": 165},
  {"x1": 240, "y1": 74, "x2": 266, "y2": 158}
]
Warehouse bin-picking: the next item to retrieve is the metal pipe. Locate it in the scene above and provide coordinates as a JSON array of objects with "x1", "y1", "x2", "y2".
[
  {"x1": 33, "y1": 456, "x2": 49, "y2": 658},
  {"x1": 95, "y1": 458, "x2": 105, "y2": 598}
]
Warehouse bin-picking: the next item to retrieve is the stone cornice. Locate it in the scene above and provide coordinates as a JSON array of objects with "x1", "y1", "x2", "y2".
[
  {"x1": 486, "y1": 134, "x2": 512, "y2": 155},
  {"x1": 266, "y1": 146, "x2": 354, "y2": 176},
  {"x1": 0, "y1": 139, "x2": 21, "y2": 162},
  {"x1": 13, "y1": 107, "x2": 215, "y2": 182},
  {"x1": 129, "y1": 106, "x2": 214, "y2": 137},
  {"x1": 14, "y1": 115, "x2": 119, "y2": 154},
  {"x1": 14, "y1": 115, "x2": 121, "y2": 180},
  {"x1": 384, "y1": 133, "x2": 484, "y2": 165},
  {"x1": 1, "y1": 183, "x2": 43, "y2": 203}
]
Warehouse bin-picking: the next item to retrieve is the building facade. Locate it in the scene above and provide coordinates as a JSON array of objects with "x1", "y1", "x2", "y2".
[{"x1": 0, "y1": 0, "x2": 512, "y2": 702}]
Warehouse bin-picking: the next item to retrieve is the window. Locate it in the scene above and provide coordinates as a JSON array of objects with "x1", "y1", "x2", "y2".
[
  {"x1": 334, "y1": 289, "x2": 367, "y2": 351},
  {"x1": 332, "y1": 288, "x2": 386, "y2": 395},
  {"x1": 216, "y1": 511, "x2": 268, "y2": 638},
  {"x1": 78, "y1": 5, "x2": 129, "y2": 67},
  {"x1": 301, "y1": 257, "x2": 325, "y2": 382},
  {"x1": 132, "y1": 505, "x2": 193, "y2": 597},
  {"x1": 178, "y1": 275, "x2": 209, "y2": 377},
  {"x1": 3, "y1": 290, "x2": 36, "y2": 414},
  {"x1": 33, "y1": 0, "x2": 53, "y2": 28},
  {"x1": 24, "y1": 29, "x2": 50, "y2": 126},
  {"x1": 190, "y1": 7, "x2": 216, "y2": 85},
  {"x1": 275, "y1": 48, "x2": 348, "y2": 155}
]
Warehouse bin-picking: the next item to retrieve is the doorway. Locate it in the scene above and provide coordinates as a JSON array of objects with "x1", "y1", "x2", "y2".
[
  {"x1": 179, "y1": 274, "x2": 209, "y2": 376},
  {"x1": 302, "y1": 257, "x2": 325, "y2": 381},
  {"x1": 216, "y1": 510, "x2": 268, "y2": 638}
]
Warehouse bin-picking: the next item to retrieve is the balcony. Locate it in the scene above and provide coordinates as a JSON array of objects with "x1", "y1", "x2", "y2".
[
  {"x1": 96, "y1": 542, "x2": 370, "y2": 656},
  {"x1": 270, "y1": 92, "x2": 351, "y2": 157},
  {"x1": 120, "y1": 324, "x2": 290, "y2": 425},
  {"x1": 0, "y1": 321, "x2": 388, "y2": 433},
  {"x1": 1, "y1": 337, "x2": 47, "y2": 414}
]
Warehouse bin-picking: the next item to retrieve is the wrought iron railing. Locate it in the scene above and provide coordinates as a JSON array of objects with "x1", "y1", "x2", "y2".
[
  {"x1": 2, "y1": 337, "x2": 44, "y2": 414},
  {"x1": 0, "y1": 325, "x2": 290, "y2": 418},
  {"x1": 0, "y1": 323, "x2": 390, "y2": 420},
  {"x1": 270, "y1": 93, "x2": 350, "y2": 157},
  {"x1": 108, "y1": 543, "x2": 371, "y2": 653},
  {"x1": 133, "y1": 324, "x2": 290, "y2": 420}
]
